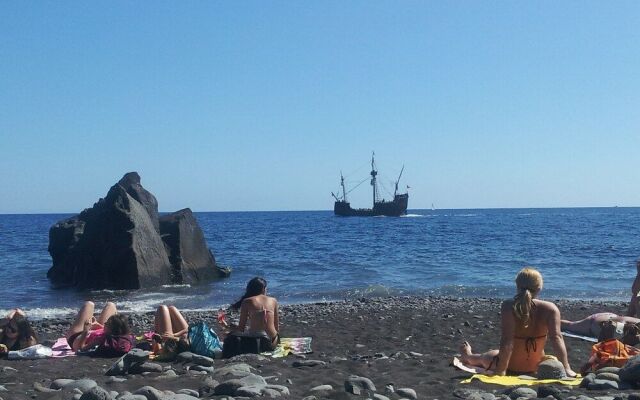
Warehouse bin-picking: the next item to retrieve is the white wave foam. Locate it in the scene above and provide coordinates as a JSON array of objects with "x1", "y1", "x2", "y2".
[
  {"x1": 402, "y1": 214, "x2": 425, "y2": 217},
  {"x1": 0, "y1": 307, "x2": 77, "y2": 320},
  {"x1": 162, "y1": 284, "x2": 191, "y2": 288}
]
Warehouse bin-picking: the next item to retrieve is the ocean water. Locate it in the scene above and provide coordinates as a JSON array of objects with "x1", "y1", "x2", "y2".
[{"x1": 0, "y1": 208, "x2": 639, "y2": 319}]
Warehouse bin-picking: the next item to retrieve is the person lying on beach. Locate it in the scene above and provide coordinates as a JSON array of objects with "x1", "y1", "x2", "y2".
[
  {"x1": 221, "y1": 277, "x2": 280, "y2": 356},
  {"x1": 152, "y1": 305, "x2": 190, "y2": 357},
  {"x1": 561, "y1": 313, "x2": 640, "y2": 345},
  {"x1": 628, "y1": 260, "x2": 640, "y2": 317},
  {"x1": 65, "y1": 301, "x2": 134, "y2": 356},
  {"x1": 459, "y1": 267, "x2": 577, "y2": 377},
  {"x1": 0, "y1": 308, "x2": 37, "y2": 355}
]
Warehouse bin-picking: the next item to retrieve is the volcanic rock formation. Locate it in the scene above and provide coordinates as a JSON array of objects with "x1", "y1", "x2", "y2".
[{"x1": 47, "y1": 172, "x2": 228, "y2": 289}]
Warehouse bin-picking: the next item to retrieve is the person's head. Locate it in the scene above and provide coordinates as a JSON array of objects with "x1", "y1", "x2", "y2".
[
  {"x1": 104, "y1": 314, "x2": 131, "y2": 336},
  {"x1": 3, "y1": 315, "x2": 37, "y2": 343},
  {"x1": 231, "y1": 277, "x2": 268, "y2": 310},
  {"x1": 512, "y1": 267, "x2": 543, "y2": 327}
]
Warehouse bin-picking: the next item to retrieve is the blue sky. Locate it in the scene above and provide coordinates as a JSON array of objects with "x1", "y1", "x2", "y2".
[{"x1": 1, "y1": 2, "x2": 639, "y2": 213}]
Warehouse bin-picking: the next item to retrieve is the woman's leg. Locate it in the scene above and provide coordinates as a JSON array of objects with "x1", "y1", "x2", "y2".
[
  {"x1": 459, "y1": 341, "x2": 499, "y2": 370},
  {"x1": 155, "y1": 305, "x2": 173, "y2": 336},
  {"x1": 167, "y1": 306, "x2": 188, "y2": 336},
  {"x1": 66, "y1": 301, "x2": 95, "y2": 338},
  {"x1": 96, "y1": 302, "x2": 117, "y2": 325}
]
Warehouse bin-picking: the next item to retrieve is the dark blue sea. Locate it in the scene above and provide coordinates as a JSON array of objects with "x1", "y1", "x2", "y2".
[{"x1": 0, "y1": 208, "x2": 639, "y2": 319}]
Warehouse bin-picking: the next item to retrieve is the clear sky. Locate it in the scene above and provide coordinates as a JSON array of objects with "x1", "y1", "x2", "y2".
[{"x1": 1, "y1": 2, "x2": 639, "y2": 213}]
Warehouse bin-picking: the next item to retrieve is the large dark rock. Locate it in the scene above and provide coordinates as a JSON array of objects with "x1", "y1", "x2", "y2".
[
  {"x1": 160, "y1": 208, "x2": 226, "y2": 283},
  {"x1": 47, "y1": 172, "x2": 227, "y2": 289}
]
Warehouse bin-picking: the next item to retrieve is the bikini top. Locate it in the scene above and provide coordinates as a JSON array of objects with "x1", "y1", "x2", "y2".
[{"x1": 514, "y1": 334, "x2": 547, "y2": 357}]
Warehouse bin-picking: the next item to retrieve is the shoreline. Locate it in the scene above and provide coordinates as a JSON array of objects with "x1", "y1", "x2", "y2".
[{"x1": 1, "y1": 295, "x2": 636, "y2": 399}]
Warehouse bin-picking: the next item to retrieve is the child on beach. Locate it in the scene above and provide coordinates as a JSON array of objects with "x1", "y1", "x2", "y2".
[
  {"x1": 221, "y1": 277, "x2": 280, "y2": 357},
  {"x1": 459, "y1": 267, "x2": 577, "y2": 377},
  {"x1": 66, "y1": 301, "x2": 134, "y2": 356},
  {"x1": 628, "y1": 260, "x2": 640, "y2": 317},
  {"x1": 0, "y1": 308, "x2": 37, "y2": 355}
]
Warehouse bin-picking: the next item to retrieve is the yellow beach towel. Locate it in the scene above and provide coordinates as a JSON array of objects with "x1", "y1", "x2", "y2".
[{"x1": 461, "y1": 374, "x2": 582, "y2": 386}]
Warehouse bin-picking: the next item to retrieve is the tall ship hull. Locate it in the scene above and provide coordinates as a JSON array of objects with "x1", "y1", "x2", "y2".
[{"x1": 332, "y1": 153, "x2": 409, "y2": 217}]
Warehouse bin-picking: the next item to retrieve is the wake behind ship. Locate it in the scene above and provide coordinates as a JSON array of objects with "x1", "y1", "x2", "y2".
[{"x1": 332, "y1": 153, "x2": 409, "y2": 217}]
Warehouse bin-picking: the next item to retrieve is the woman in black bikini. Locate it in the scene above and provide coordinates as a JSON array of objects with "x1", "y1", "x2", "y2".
[
  {"x1": 221, "y1": 277, "x2": 279, "y2": 356},
  {"x1": 459, "y1": 267, "x2": 576, "y2": 377},
  {"x1": 0, "y1": 308, "x2": 37, "y2": 355}
]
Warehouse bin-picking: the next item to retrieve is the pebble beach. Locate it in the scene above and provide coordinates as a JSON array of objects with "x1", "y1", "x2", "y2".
[{"x1": 0, "y1": 295, "x2": 636, "y2": 400}]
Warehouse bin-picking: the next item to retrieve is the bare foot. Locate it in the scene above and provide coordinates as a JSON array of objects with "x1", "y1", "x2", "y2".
[{"x1": 459, "y1": 341, "x2": 472, "y2": 360}]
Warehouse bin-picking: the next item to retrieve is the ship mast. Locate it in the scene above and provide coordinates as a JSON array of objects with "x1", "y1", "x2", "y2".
[
  {"x1": 370, "y1": 152, "x2": 378, "y2": 206},
  {"x1": 394, "y1": 165, "x2": 404, "y2": 197},
  {"x1": 340, "y1": 171, "x2": 347, "y2": 202}
]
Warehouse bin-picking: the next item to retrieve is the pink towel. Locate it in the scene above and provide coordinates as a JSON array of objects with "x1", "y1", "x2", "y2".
[{"x1": 51, "y1": 337, "x2": 76, "y2": 358}]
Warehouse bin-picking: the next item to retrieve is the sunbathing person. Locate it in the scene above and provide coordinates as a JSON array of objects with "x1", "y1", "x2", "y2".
[
  {"x1": 459, "y1": 267, "x2": 576, "y2": 377},
  {"x1": 152, "y1": 305, "x2": 190, "y2": 357},
  {"x1": 561, "y1": 313, "x2": 640, "y2": 344},
  {"x1": 66, "y1": 301, "x2": 134, "y2": 356},
  {"x1": 0, "y1": 308, "x2": 37, "y2": 355},
  {"x1": 222, "y1": 277, "x2": 280, "y2": 356}
]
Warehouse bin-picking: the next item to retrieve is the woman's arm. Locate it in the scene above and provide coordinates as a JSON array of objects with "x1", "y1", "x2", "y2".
[
  {"x1": 236, "y1": 300, "x2": 249, "y2": 332},
  {"x1": 494, "y1": 301, "x2": 515, "y2": 375},
  {"x1": 273, "y1": 301, "x2": 279, "y2": 333},
  {"x1": 547, "y1": 303, "x2": 576, "y2": 377}
]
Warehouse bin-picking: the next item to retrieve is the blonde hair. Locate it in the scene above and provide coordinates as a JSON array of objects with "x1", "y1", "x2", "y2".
[{"x1": 512, "y1": 267, "x2": 543, "y2": 327}]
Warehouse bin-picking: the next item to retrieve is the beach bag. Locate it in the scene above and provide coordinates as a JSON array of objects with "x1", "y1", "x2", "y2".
[
  {"x1": 188, "y1": 321, "x2": 222, "y2": 358},
  {"x1": 222, "y1": 332, "x2": 274, "y2": 359},
  {"x1": 582, "y1": 339, "x2": 640, "y2": 372}
]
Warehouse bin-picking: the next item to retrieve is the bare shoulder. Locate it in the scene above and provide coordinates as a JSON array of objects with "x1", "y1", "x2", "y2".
[{"x1": 534, "y1": 299, "x2": 560, "y2": 314}]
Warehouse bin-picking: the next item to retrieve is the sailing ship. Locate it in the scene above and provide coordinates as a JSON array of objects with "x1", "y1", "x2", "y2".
[{"x1": 332, "y1": 153, "x2": 409, "y2": 217}]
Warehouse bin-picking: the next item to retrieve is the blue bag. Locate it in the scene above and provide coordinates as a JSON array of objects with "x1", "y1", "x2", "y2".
[{"x1": 188, "y1": 321, "x2": 222, "y2": 358}]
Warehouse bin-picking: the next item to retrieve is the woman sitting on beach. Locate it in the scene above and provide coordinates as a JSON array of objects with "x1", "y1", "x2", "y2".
[
  {"x1": 0, "y1": 308, "x2": 37, "y2": 355},
  {"x1": 221, "y1": 277, "x2": 279, "y2": 356},
  {"x1": 459, "y1": 267, "x2": 576, "y2": 377},
  {"x1": 561, "y1": 313, "x2": 640, "y2": 345},
  {"x1": 66, "y1": 301, "x2": 134, "y2": 356}
]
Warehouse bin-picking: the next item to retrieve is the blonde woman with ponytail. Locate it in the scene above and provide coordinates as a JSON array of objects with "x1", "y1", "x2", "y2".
[{"x1": 459, "y1": 267, "x2": 576, "y2": 377}]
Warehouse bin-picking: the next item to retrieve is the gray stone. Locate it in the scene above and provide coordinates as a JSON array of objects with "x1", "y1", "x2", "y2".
[
  {"x1": 396, "y1": 388, "x2": 417, "y2": 400},
  {"x1": 581, "y1": 373, "x2": 597, "y2": 388},
  {"x1": 34, "y1": 382, "x2": 59, "y2": 393},
  {"x1": 176, "y1": 389, "x2": 199, "y2": 397},
  {"x1": 345, "y1": 375, "x2": 376, "y2": 394},
  {"x1": 198, "y1": 376, "x2": 219, "y2": 397},
  {"x1": 215, "y1": 380, "x2": 244, "y2": 396},
  {"x1": 176, "y1": 351, "x2": 195, "y2": 363},
  {"x1": 620, "y1": 355, "x2": 640, "y2": 383},
  {"x1": 596, "y1": 372, "x2": 621, "y2": 383},
  {"x1": 107, "y1": 376, "x2": 127, "y2": 383},
  {"x1": 595, "y1": 366, "x2": 620, "y2": 374},
  {"x1": 52, "y1": 379, "x2": 76, "y2": 390},
  {"x1": 115, "y1": 395, "x2": 147, "y2": 400},
  {"x1": 164, "y1": 395, "x2": 199, "y2": 400},
  {"x1": 261, "y1": 388, "x2": 281, "y2": 398},
  {"x1": 292, "y1": 360, "x2": 326, "y2": 368},
  {"x1": 373, "y1": 394, "x2": 391, "y2": 400},
  {"x1": 191, "y1": 354, "x2": 214, "y2": 367},
  {"x1": 508, "y1": 387, "x2": 537, "y2": 399},
  {"x1": 79, "y1": 386, "x2": 114, "y2": 400},
  {"x1": 264, "y1": 385, "x2": 289, "y2": 396},
  {"x1": 129, "y1": 362, "x2": 163, "y2": 374},
  {"x1": 537, "y1": 385, "x2": 563, "y2": 399},
  {"x1": 537, "y1": 358, "x2": 567, "y2": 379},
  {"x1": 301, "y1": 397, "x2": 317, "y2": 400},
  {"x1": 133, "y1": 386, "x2": 165, "y2": 400},
  {"x1": 214, "y1": 363, "x2": 254, "y2": 378},
  {"x1": 64, "y1": 379, "x2": 99, "y2": 393},
  {"x1": 588, "y1": 379, "x2": 619, "y2": 390},
  {"x1": 189, "y1": 365, "x2": 214, "y2": 373},
  {"x1": 466, "y1": 393, "x2": 496, "y2": 400},
  {"x1": 235, "y1": 386, "x2": 262, "y2": 397},
  {"x1": 309, "y1": 385, "x2": 333, "y2": 392}
]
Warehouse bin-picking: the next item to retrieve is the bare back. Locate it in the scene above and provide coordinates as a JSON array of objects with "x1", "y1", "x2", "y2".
[
  {"x1": 238, "y1": 294, "x2": 279, "y2": 340},
  {"x1": 500, "y1": 298, "x2": 561, "y2": 373}
]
